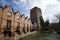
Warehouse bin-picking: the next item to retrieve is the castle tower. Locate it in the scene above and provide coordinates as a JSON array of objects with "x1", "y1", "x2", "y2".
[{"x1": 30, "y1": 7, "x2": 42, "y2": 30}]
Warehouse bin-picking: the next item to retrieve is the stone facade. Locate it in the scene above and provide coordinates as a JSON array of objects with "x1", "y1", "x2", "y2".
[
  {"x1": 27, "y1": 18, "x2": 32, "y2": 32},
  {"x1": 2, "y1": 6, "x2": 15, "y2": 32},
  {"x1": 0, "y1": 6, "x2": 33, "y2": 39},
  {"x1": 30, "y1": 7, "x2": 42, "y2": 30},
  {"x1": 15, "y1": 11, "x2": 21, "y2": 34},
  {"x1": 0, "y1": 7, "x2": 3, "y2": 30}
]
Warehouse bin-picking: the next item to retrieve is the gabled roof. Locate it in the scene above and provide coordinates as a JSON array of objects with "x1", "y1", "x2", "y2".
[
  {"x1": 4, "y1": 5, "x2": 15, "y2": 14},
  {"x1": 15, "y1": 11, "x2": 21, "y2": 16},
  {"x1": 28, "y1": 18, "x2": 30, "y2": 20},
  {"x1": 21, "y1": 14, "x2": 25, "y2": 17},
  {"x1": 25, "y1": 16, "x2": 28, "y2": 19},
  {"x1": 0, "y1": 6, "x2": 4, "y2": 8}
]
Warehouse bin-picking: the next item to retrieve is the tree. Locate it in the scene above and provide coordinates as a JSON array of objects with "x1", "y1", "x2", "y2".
[
  {"x1": 44, "y1": 19, "x2": 50, "y2": 31},
  {"x1": 56, "y1": 16, "x2": 60, "y2": 24},
  {"x1": 45, "y1": 19, "x2": 49, "y2": 26},
  {"x1": 39, "y1": 16, "x2": 45, "y2": 31},
  {"x1": 54, "y1": 13, "x2": 60, "y2": 23},
  {"x1": 54, "y1": 13, "x2": 60, "y2": 32}
]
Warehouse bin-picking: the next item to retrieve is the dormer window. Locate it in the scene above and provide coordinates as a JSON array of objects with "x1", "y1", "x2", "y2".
[
  {"x1": 17, "y1": 16, "x2": 20, "y2": 19},
  {"x1": 8, "y1": 12, "x2": 12, "y2": 16}
]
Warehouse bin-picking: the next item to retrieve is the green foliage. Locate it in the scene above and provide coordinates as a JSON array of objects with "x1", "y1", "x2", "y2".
[
  {"x1": 44, "y1": 19, "x2": 50, "y2": 31},
  {"x1": 39, "y1": 16, "x2": 50, "y2": 31},
  {"x1": 39, "y1": 16, "x2": 45, "y2": 27},
  {"x1": 45, "y1": 19, "x2": 49, "y2": 26}
]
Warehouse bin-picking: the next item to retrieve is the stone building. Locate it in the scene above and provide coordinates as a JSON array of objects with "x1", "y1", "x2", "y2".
[
  {"x1": 0, "y1": 6, "x2": 4, "y2": 39},
  {"x1": 21, "y1": 14, "x2": 26, "y2": 34},
  {"x1": 0, "y1": 6, "x2": 3, "y2": 31},
  {"x1": 0, "y1": 6, "x2": 33, "y2": 39},
  {"x1": 15, "y1": 11, "x2": 21, "y2": 35},
  {"x1": 30, "y1": 7, "x2": 42, "y2": 30},
  {"x1": 25, "y1": 16, "x2": 29, "y2": 33},
  {"x1": 2, "y1": 6, "x2": 15, "y2": 37},
  {"x1": 49, "y1": 23, "x2": 60, "y2": 32},
  {"x1": 28, "y1": 18, "x2": 32, "y2": 32}
]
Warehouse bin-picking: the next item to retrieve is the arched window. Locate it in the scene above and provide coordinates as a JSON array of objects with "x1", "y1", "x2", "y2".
[
  {"x1": 16, "y1": 22, "x2": 20, "y2": 34},
  {"x1": 7, "y1": 12, "x2": 12, "y2": 16},
  {"x1": 23, "y1": 24, "x2": 26, "y2": 33},
  {"x1": 27, "y1": 24, "x2": 29, "y2": 32},
  {"x1": 17, "y1": 16, "x2": 20, "y2": 20},
  {"x1": 4, "y1": 20, "x2": 11, "y2": 37},
  {"x1": 6, "y1": 20, "x2": 11, "y2": 30},
  {"x1": 30, "y1": 27, "x2": 32, "y2": 32}
]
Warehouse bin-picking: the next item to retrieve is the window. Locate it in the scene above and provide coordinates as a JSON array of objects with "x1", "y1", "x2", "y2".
[
  {"x1": 17, "y1": 22, "x2": 20, "y2": 26},
  {"x1": 17, "y1": 16, "x2": 20, "y2": 19},
  {"x1": 8, "y1": 12, "x2": 12, "y2": 16},
  {"x1": 16, "y1": 22, "x2": 20, "y2": 30},
  {"x1": 23, "y1": 24, "x2": 26, "y2": 33},
  {"x1": 27, "y1": 26, "x2": 29, "y2": 32},
  {"x1": 16, "y1": 22, "x2": 20, "y2": 34},
  {"x1": 7, "y1": 20, "x2": 11, "y2": 30}
]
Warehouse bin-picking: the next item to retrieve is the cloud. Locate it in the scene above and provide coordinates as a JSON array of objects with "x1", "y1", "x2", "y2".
[
  {"x1": 0, "y1": 0, "x2": 6, "y2": 3},
  {"x1": 13, "y1": 0, "x2": 59, "y2": 13},
  {"x1": 26, "y1": 0, "x2": 57, "y2": 10},
  {"x1": 27, "y1": 0, "x2": 60, "y2": 23},
  {"x1": 0, "y1": 0, "x2": 59, "y2": 23},
  {"x1": 13, "y1": 0, "x2": 59, "y2": 23},
  {"x1": 24, "y1": 0, "x2": 58, "y2": 16},
  {"x1": 45, "y1": 2, "x2": 60, "y2": 21},
  {"x1": 13, "y1": 0, "x2": 57, "y2": 10},
  {"x1": 0, "y1": 0, "x2": 6, "y2": 6},
  {"x1": 13, "y1": 0, "x2": 27, "y2": 7},
  {"x1": 49, "y1": 16, "x2": 59, "y2": 23}
]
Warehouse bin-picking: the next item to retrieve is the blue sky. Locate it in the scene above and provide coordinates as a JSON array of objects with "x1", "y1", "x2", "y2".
[{"x1": 0, "y1": 0, "x2": 60, "y2": 23}]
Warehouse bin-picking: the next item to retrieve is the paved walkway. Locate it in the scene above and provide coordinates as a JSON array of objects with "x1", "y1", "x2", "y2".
[{"x1": 22, "y1": 33, "x2": 60, "y2": 40}]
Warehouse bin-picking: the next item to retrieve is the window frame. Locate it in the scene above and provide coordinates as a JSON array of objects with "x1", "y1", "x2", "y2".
[
  {"x1": 17, "y1": 16, "x2": 20, "y2": 20},
  {"x1": 7, "y1": 11, "x2": 12, "y2": 16}
]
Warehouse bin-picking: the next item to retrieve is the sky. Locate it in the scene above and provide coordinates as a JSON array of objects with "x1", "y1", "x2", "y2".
[{"x1": 0, "y1": 0, "x2": 60, "y2": 23}]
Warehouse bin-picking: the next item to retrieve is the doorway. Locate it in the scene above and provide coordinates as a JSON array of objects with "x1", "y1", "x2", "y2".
[{"x1": 4, "y1": 20, "x2": 11, "y2": 37}]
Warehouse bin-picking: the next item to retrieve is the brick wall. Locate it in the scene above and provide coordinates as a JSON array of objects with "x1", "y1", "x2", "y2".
[{"x1": 0, "y1": 6, "x2": 33, "y2": 38}]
